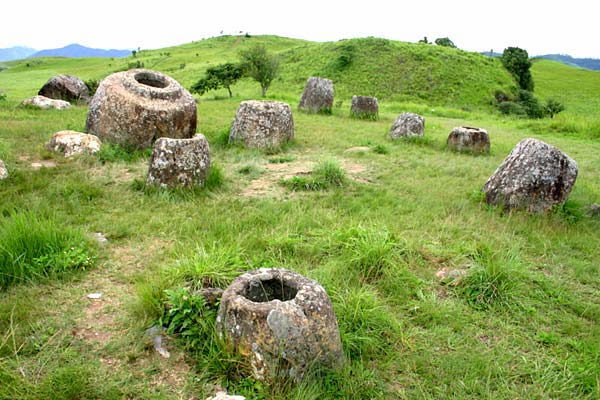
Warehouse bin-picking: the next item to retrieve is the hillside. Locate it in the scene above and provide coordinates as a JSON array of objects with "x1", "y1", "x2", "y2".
[
  {"x1": 536, "y1": 54, "x2": 600, "y2": 71},
  {"x1": 0, "y1": 35, "x2": 515, "y2": 109},
  {"x1": 29, "y1": 43, "x2": 130, "y2": 59},
  {"x1": 0, "y1": 46, "x2": 36, "y2": 62}
]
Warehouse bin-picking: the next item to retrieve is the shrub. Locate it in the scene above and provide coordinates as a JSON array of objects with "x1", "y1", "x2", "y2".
[
  {"x1": 0, "y1": 90, "x2": 6, "y2": 101},
  {"x1": 191, "y1": 63, "x2": 243, "y2": 98},
  {"x1": 434, "y1": 37, "x2": 457, "y2": 48},
  {"x1": 84, "y1": 79, "x2": 99, "y2": 97},
  {"x1": 0, "y1": 211, "x2": 96, "y2": 289},
  {"x1": 501, "y1": 47, "x2": 534, "y2": 91},
  {"x1": 545, "y1": 98, "x2": 566, "y2": 118},
  {"x1": 497, "y1": 101, "x2": 526, "y2": 116}
]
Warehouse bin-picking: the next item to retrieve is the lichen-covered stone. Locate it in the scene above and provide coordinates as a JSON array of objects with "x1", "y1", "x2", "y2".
[
  {"x1": 46, "y1": 130, "x2": 102, "y2": 157},
  {"x1": 483, "y1": 138, "x2": 578, "y2": 213},
  {"x1": 447, "y1": 126, "x2": 490, "y2": 154},
  {"x1": 0, "y1": 160, "x2": 8, "y2": 180},
  {"x1": 229, "y1": 101, "x2": 294, "y2": 149},
  {"x1": 217, "y1": 268, "x2": 344, "y2": 381},
  {"x1": 86, "y1": 69, "x2": 197, "y2": 150},
  {"x1": 21, "y1": 95, "x2": 70, "y2": 110},
  {"x1": 298, "y1": 77, "x2": 334, "y2": 114},
  {"x1": 38, "y1": 74, "x2": 90, "y2": 104},
  {"x1": 146, "y1": 134, "x2": 210, "y2": 188},
  {"x1": 388, "y1": 112, "x2": 425, "y2": 139},
  {"x1": 350, "y1": 95, "x2": 378, "y2": 119}
]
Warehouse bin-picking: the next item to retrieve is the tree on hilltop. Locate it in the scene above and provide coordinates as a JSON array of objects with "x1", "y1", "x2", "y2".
[
  {"x1": 239, "y1": 45, "x2": 279, "y2": 97},
  {"x1": 502, "y1": 47, "x2": 534, "y2": 91},
  {"x1": 191, "y1": 63, "x2": 243, "y2": 98},
  {"x1": 435, "y1": 37, "x2": 456, "y2": 48}
]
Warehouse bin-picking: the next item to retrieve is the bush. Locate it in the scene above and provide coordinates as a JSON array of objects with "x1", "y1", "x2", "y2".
[
  {"x1": 501, "y1": 47, "x2": 534, "y2": 91},
  {"x1": 545, "y1": 98, "x2": 566, "y2": 118},
  {"x1": 434, "y1": 37, "x2": 456, "y2": 48},
  {"x1": 0, "y1": 90, "x2": 6, "y2": 101},
  {"x1": 0, "y1": 211, "x2": 96, "y2": 289},
  {"x1": 517, "y1": 89, "x2": 545, "y2": 118},
  {"x1": 498, "y1": 101, "x2": 526, "y2": 116},
  {"x1": 84, "y1": 79, "x2": 99, "y2": 97}
]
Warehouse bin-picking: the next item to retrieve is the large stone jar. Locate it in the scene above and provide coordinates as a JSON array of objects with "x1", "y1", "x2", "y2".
[
  {"x1": 217, "y1": 268, "x2": 344, "y2": 381},
  {"x1": 146, "y1": 134, "x2": 210, "y2": 189},
  {"x1": 447, "y1": 126, "x2": 490, "y2": 154},
  {"x1": 298, "y1": 77, "x2": 334, "y2": 114},
  {"x1": 483, "y1": 138, "x2": 578, "y2": 213},
  {"x1": 86, "y1": 69, "x2": 197, "y2": 149},
  {"x1": 229, "y1": 101, "x2": 294, "y2": 149},
  {"x1": 38, "y1": 74, "x2": 90, "y2": 104}
]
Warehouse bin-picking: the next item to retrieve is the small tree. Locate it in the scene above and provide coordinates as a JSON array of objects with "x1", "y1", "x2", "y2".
[
  {"x1": 418, "y1": 36, "x2": 429, "y2": 44},
  {"x1": 545, "y1": 98, "x2": 565, "y2": 118},
  {"x1": 434, "y1": 37, "x2": 456, "y2": 48},
  {"x1": 501, "y1": 47, "x2": 534, "y2": 91},
  {"x1": 239, "y1": 45, "x2": 279, "y2": 97},
  {"x1": 191, "y1": 63, "x2": 243, "y2": 98}
]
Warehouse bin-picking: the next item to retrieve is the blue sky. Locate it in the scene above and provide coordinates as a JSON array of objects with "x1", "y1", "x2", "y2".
[{"x1": 2, "y1": 0, "x2": 598, "y2": 58}]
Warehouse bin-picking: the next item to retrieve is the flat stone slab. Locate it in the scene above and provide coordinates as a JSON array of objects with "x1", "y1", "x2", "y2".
[{"x1": 21, "y1": 95, "x2": 70, "y2": 110}]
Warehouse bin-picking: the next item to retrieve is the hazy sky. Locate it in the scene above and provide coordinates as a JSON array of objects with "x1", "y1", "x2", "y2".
[{"x1": 2, "y1": 0, "x2": 598, "y2": 58}]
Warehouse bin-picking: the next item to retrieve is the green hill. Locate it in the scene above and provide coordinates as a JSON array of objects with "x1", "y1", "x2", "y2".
[{"x1": 0, "y1": 35, "x2": 515, "y2": 109}]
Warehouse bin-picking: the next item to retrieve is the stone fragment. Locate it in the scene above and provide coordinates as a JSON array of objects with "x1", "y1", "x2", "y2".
[
  {"x1": 483, "y1": 138, "x2": 578, "y2": 213},
  {"x1": 298, "y1": 77, "x2": 334, "y2": 114},
  {"x1": 388, "y1": 112, "x2": 425, "y2": 139},
  {"x1": 447, "y1": 126, "x2": 490, "y2": 154},
  {"x1": 38, "y1": 74, "x2": 90, "y2": 104},
  {"x1": 192, "y1": 287, "x2": 224, "y2": 310},
  {"x1": 21, "y1": 95, "x2": 70, "y2": 110},
  {"x1": 146, "y1": 134, "x2": 210, "y2": 189},
  {"x1": 86, "y1": 69, "x2": 197, "y2": 149},
  {"x1": 46, "y1": 130, "x2": 102, "y2": 157},
  {"x1": 229, "y1": 100, "x2": 294, "y2": 149},
  {"x1": 587, "y1": 204, "x2": 600, "y2": 217},
  {"x1": 350, "y1": 95, "x2": 378, "y2": 119},
  {"x1": 217, "y1": 268, "x2": 344, "y2": 381},
  {"x1": 206, "y1": 391, "x2": 245, "y2": 400},
  {"x1": 0, "y1": 160, "x2": 7, "y2": 180}
]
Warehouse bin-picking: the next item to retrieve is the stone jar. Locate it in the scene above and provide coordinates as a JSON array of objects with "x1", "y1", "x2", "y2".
[
  {"x1": 38, "y1": 74, "x2": 90, "y2": 104},
  {"x1": 217, "y1": 268, "x2": 344, "y2": 381},
  {"x1": 482, "y1": 138, "x2": 578, "y2": 213},
  {"x1": 298, "y1": 77, "x2": 334, "y2": 114},
  {"x1": 446, "y1": 126, "x2": 490, "y2": 154},
  {"x1": 86, "y1": 69, "x2": 197, "y2": 150},
  {"x1": 146, "y1": 134, "x2": 210, "y2": 189},
  {"x1": 388, "y1": 112, "x2": 425, "y2": 139},
  {"x1": 229, "y1": 101, "x2": 294, "y2": 149},
  {"x1": 350, "y1": 95, "x2": 378, "y2": 119}
]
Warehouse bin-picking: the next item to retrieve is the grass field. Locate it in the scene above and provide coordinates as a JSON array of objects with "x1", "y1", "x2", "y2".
[{"x1": 0, "y1": 35, "x2": 599, "y2": 399}]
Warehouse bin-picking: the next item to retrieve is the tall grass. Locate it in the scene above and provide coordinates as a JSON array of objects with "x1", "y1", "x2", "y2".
[{"x1": 0, "y1": 211, "x2": 95, "y2": 289}]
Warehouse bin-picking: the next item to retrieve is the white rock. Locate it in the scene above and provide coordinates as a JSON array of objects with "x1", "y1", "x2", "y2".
[
  {"x1": 46, "y1": 130, "x2": 102, "y2": 157},
  {"x1": 21, "y1": 95, "x2": 71, "y2": 110}
]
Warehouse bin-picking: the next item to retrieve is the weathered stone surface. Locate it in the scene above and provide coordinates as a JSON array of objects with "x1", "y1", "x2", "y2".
[
  {"x1": 388, "y1": 112, "x2": 425, "y2": 139},
  {"x1": 483, "y1": 138, "x2": 578, "y2": 213},
  {"x1": 192, "y1": 287, "x2": 224, "y2": 310},
  {"x1": 146, "y1": 134, "x2": 210, "y2": 189},
  {"x1": 38, "y1": 74, "x2": 90, "y2": 104},
  {"x1": 298, "y1": 77, "x2": 334, "y2": 114},
  {"x1": 86, "y1": 69, "x2": 197, "y2": 149},
  {"x1": 229, "y1": 101, "x2": 294, "y2": 149},
  {"x1": 21, "y1": 95, "x2": 70, "y2": 110},
  {"x1": 46, "y1": 130, "x2": 102, "y2": 157},
  {"x1": 350, "y1": 95, "x2": 378, "y2": 119},
  {"x1": 217, "y1": 268, "x2": 344, "y2": 381},
  {"x1": 447, "y1": 126, "x2": 490, "y2": 154},
  {"x1": 0, "y1": 160, "x2": 7, "y2": 180}
]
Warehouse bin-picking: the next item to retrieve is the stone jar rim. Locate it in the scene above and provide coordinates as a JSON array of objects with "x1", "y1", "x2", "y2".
[
  {"x1": 122, "y1": 69, "x2": 181, "y2": 100},
  {"x1": 228, "y1": 268, "x2": 315, "y2": 307}
]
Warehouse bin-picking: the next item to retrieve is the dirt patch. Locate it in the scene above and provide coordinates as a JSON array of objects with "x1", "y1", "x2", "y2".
[
  {"x1": 345, "y1": 146, "x2": 370, "y2": 152},
  {"x1": 240, "y1": 159, "x2": 371, "y2": 198},
  {"x1": 72, "y1": 296, "x2": 115, "y2": 345},
  {"x1": 30, "y1": 160, "x2": 57, "y2": 169}
]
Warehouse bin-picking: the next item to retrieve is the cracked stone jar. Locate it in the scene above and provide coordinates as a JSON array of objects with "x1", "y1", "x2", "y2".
[
  {"x1": 217, "y1": 268, "x2": 344, "y2": 381},
  {"x1": 85, "y1": 69, "x2": 197, "y2": 150}
]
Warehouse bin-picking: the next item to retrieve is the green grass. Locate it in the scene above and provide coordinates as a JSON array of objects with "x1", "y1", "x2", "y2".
[{"x1": 1, "y1": 34, "x2": 600, "y2": 399}]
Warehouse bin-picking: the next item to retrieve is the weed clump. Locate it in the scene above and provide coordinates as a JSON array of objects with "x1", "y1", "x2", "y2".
[
  {"x1": 0, "y1": 211, "x2": 96, "y2": 289},
  {"x1": 282, "y1": 159, "x2": 346, "y2": 191}
]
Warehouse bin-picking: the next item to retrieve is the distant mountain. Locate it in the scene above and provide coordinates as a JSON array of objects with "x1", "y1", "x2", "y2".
[
  {"x1": 29, "y1": 44, "x2": 130, "y2": 59},
  {"x1": 0, "y1": 46, "x2": 36, "y2": 61},
  {"x1": 535, "y1": 54, "x2": 600, "y2": 71}
]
